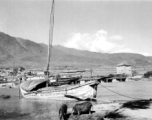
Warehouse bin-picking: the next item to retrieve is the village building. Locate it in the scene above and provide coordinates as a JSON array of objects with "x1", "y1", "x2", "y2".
[{"x1": 116, "y1": 62, "x2": 132, "y2": 76}]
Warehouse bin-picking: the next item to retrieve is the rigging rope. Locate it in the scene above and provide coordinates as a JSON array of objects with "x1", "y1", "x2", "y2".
[{"x1": 100, "y1": 83, "x2": 144, "y2": 100}]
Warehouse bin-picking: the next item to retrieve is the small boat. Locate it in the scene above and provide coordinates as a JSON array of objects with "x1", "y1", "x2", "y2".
[
  {"x1": 0, "y1": 82, "x2": 15, "y2": 88},
  {"x1": 19, "y1": 79, "x2": 99, "y2": 100},
  {"x1": 19, "y1": 0, "x2": 100, "y2": 100},
  {"x1": 0, "y1": 77, "x2": 16, "y2": 88},
  {"x1": 49, "y1": 73, "x2": 81, "y2": 86}
]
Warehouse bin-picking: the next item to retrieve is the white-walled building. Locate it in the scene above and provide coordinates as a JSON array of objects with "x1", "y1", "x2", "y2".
[{"x1": 116, "y1": 62, "x2": 132, "y2": 76}]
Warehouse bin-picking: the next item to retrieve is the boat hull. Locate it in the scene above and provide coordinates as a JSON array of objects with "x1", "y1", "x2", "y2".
[
  {"x1": 20, "y1": 87, "x2": 74, "y2": 100},
  {"x1": 19, "y1": 81, "x2": 99, "y2": 100}
]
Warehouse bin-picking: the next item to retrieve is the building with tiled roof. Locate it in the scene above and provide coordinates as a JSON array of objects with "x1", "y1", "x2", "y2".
[{"x1": 116, "y1": 62, "x2": 132, "y2": 76}]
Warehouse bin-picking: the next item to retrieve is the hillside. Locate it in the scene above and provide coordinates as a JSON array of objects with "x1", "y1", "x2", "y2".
[
  {"x1": 0, "y1": 31, "x2": 152, "y2": 69},
  {"x1": 55, "y1": 45, "x2": 152, "y2": 66}
]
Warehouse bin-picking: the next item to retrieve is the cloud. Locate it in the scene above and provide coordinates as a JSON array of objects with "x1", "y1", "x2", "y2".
[
  {"x1": 109, "y1": 35, "x2": 123, "y2": 41},
  {"x1": 63, "y1": 29, "x2": 124, "y2": 53},
  {"x1": 63, "y1": 29, "x2": 152, "y2": 56}
]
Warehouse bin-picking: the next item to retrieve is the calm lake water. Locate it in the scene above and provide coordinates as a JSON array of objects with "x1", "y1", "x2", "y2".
[{"x1": 0, "y1": 80, "x2": 152, "y2": 120}]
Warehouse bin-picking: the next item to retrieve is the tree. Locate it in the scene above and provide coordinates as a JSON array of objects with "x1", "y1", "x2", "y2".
[
  {"x1": 143, "y1": 71, "x2": 152, "y2": 78},
  {"x1": 132, "y1": 70, "x2": 138, "y2": 76}
]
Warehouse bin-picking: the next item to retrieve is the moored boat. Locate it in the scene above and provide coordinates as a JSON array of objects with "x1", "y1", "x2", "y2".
[
  {"x1": 19, "y1": 0, "x2": 100, "y2": 100},
  {"x1": 19, "y1": 79, "x2": 99, "y2": 100}
]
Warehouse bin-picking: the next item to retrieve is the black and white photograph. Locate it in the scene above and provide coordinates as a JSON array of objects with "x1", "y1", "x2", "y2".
[{"x1": 0, "y1": 0, "x2": 152, "y2": 119}]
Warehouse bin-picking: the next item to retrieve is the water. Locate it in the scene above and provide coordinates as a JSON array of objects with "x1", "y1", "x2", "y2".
[{"x1": 0, "y1": 80, "x2": 152, "y2": 120}]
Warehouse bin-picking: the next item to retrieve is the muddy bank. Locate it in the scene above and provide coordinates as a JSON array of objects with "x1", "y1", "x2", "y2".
[{"x1": 67, "y1": 99, "x2": 152, "y2": 120}]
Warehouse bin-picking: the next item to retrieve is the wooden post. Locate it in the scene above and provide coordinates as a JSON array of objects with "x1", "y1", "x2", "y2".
[
  {"x1": 90, "y1": 69, "x2": 93, "y2": 78},
  {"x1": 19, "y1": 78, "x2": 21, "y2": 99},
  {"x1": 19, "y1": 88, "x2": 20, "y2": 99},
  {"x1": 121, "y1": 74, "x2": 122, "y2": 82},
  {"x1": 19, "y1": 86, "x2": 20, "y2": 99}
]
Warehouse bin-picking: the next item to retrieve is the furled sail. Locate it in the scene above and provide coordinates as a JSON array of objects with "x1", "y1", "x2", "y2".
[
  {"x1": 46, "y1": 0, "x2": 55, "y2": 86},
  {"x1": 46, "y1": 0, "x2": 55, "y2": 72}
]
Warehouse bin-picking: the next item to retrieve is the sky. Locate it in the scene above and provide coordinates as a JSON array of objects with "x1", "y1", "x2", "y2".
[{"x1": 0, "y1": 0, "x2": 152, "y2": 56}]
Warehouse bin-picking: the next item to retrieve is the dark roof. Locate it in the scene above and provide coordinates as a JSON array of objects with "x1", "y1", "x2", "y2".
[{"x1": 117, "y1": 62, "x2": 131, "y2": 67}]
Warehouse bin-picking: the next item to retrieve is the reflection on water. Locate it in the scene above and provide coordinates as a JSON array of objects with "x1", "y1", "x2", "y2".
[
  {"x1": 0, "y1": 89, "x2": 80, "y2": 120},
  {"x1": 0, "y1": 80, "x2": 152, "y2": 120},
  {"x1": 0, "y1": 96, "x2": 76, "y2": 120}
]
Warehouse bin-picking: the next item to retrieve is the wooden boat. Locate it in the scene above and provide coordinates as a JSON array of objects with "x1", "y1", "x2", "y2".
[
  {"x1": 19, "y1": 0, "x2": 100, "y2": 100},
  {"x1": 49, "y1": 74, "x2": 81, "y2": 86},
  {"x1": 0, "y1": 76, "x2": 16, "y2": 88},
  {"x1": 19, "y1": 79, "x2": 99, "y2": 100}
]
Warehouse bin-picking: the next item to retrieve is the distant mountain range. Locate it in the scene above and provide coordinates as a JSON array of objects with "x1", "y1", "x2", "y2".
[{"x1": 0, "y1": 31, "x2": 152, "y2": 69}]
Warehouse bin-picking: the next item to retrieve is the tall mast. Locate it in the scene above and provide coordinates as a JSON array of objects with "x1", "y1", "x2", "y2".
[{"x1": 46, "y1": 0, "x2": 55, "y2": 86}]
